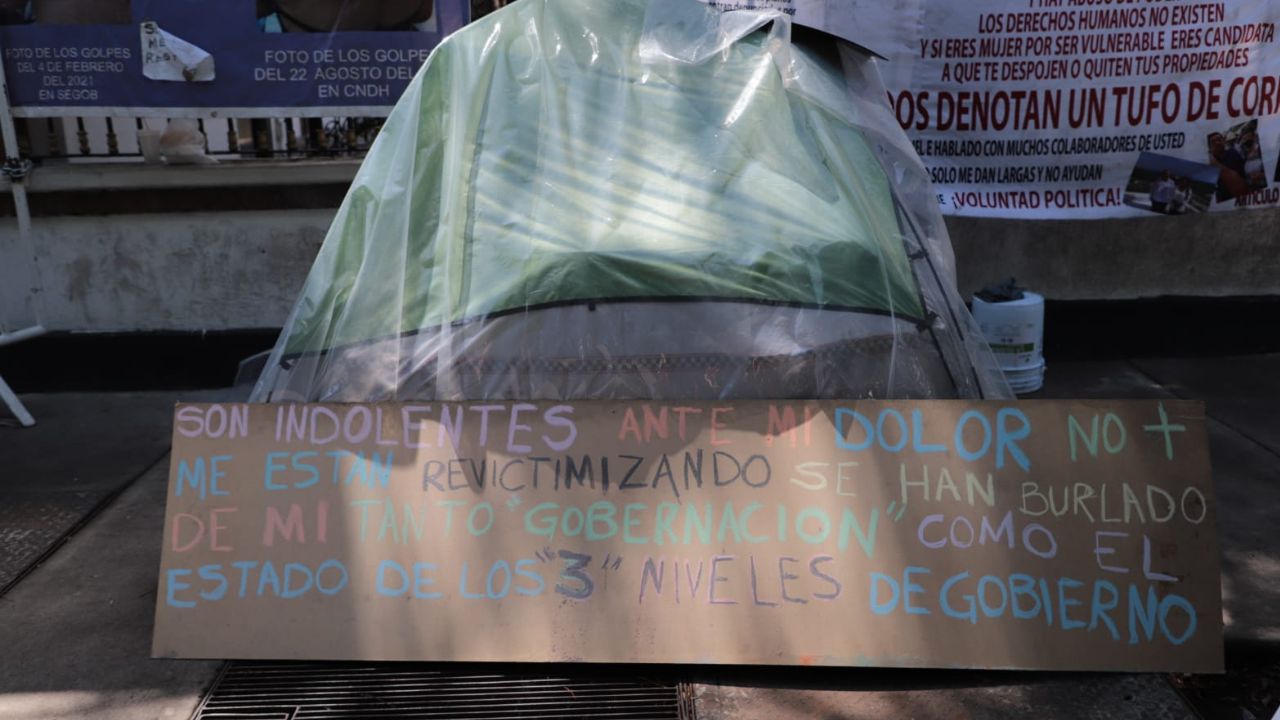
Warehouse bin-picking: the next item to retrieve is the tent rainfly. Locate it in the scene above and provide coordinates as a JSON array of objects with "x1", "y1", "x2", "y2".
[{"x1": 251, "y1": 0, "x2": 1011, "y2": 404}]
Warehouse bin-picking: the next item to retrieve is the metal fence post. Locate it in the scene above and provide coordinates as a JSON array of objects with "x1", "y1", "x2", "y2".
[{"x1": 0, "y1": 42, "x2": 46, "y2": 427}]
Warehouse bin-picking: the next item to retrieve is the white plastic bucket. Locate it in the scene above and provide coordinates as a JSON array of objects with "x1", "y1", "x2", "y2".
[
  {"x1": 972, "y1": 291, "x2": 1045, "y2": 393},
  {"x1": 1003, "y1": 361, "x2": 1046, "y2": 394}
]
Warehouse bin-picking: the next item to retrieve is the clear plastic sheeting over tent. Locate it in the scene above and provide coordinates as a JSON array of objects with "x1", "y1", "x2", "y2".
[{"x1": 251, "y1": 0, "x2": 1011, "y2": 404}]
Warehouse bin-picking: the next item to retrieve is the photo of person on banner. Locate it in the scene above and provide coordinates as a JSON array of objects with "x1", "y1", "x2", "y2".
[
  {"x1": 0, "y1": 0, "x2": 129, "y2": 24},
  {"x1": 1149, "y1": 171, "x2": 1175, "y2": 213},
  {"x1": 257, "y1": 0, "x2": 436, "y2": 33},
  {"x1": 1208, "y1": 119, "x2": 1267, "y2": 202},
  {"x1": 1170, "y1": 177, "x2": 1194, "y2": 215},
  {"x1": 1241, "y1": 130, "x2": 1265, "y2": 188},
  {"x1": 1124, "y1": 152, "x2": 1216, "y2": 215}
]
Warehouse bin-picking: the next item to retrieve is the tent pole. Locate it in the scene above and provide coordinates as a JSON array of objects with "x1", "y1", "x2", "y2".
[
  {"x1": 0, "y1": 39, "x2": 44, "y2": 427},
  {"x1": 891, "y1": 196, "x2": 989, "y2": 399}
]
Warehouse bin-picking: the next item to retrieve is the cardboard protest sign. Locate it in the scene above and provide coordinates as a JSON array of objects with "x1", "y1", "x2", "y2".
[{"x1": 153, "y1": 400, "x2": 1221, "y2": 672}]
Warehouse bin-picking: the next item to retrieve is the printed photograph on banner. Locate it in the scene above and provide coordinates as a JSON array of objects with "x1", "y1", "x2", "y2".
[
  {"x1": 257, "y1": 0, "x2": 438, "y2": 33},
  {"x1": 1207, "y1": 119, "x2": 1267, "y2": 202},
  {"x1": 0, "y1": 0, "x2": 130, "y2": 24},
  {"x1": 1123, "y1": 152, "x2": 1217, "y2": 216}
]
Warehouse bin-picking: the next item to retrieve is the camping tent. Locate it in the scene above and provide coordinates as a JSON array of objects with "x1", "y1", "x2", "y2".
[{"x1": 251, "y1": 0, "x2": 1010, "y2": 403}]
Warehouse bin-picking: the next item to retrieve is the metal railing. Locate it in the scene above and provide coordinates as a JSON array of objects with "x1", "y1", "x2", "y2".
[{"x1": 5, "y1": 115, "x2": 386, "y2": 163}]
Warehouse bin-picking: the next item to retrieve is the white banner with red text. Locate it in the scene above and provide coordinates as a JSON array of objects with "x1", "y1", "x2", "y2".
[{"x1": 705, "y1": 0, "x2": 1280, "y2": 218}]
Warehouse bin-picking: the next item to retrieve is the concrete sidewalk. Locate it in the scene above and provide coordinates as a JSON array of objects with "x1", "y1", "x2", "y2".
[
  {"x1": 1, "y1": 358, "x2": 1277, "y2": 719},
  {"x1": 1031, "y1": 358, "x2": 1280, "y2": 644},
  {"x1": 0, "y1": 390, "x2": 234, "y2": 720},
  {"x1": 0, "y1": 457, "x2": 217, "y2": 720}
]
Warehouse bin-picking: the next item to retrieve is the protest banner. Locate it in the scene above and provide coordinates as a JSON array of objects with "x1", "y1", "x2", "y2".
[
  {"x1": 707, "y1": 0, "x2": 1280, "y2": 218},
  {"x1": 0, "y1": 0, "x2": 468, "y2": 116},
  {"x1": 154, "y1": 399, "x2": 1221, "y2": 671}
]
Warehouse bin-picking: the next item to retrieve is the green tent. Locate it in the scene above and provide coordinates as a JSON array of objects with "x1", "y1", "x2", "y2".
[{"x1": 253, "y1": 0, "x2": 1008, "y2": 402}]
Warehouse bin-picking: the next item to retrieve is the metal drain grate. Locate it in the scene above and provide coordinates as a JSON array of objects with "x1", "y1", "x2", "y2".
[
  {"x1": 192, "y1": 662, "x2": 690, "y2": 720},
  {"x1": 0, "y1": 493, "x2": 100, "y2": 592}
]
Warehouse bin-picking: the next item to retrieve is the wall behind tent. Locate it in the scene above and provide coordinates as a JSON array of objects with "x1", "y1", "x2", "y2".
[
  {"x1": 949, "y1": 207, "x2": 1280, "y2": 300},
  {"x1": 0, "y1": 176, "x2": 1277, "y2": 334},
  {"x1": 0, "y1": 0, "x2": 1278, "y2": 333},
  {"x1": 0, "y1": 207, "x2": 328, "y2": 331},
  {"x1": 0, "y1": 218, "x2": 39, "y2": 331}
]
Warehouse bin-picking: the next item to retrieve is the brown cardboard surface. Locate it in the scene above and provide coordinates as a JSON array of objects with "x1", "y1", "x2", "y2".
[{"x1": 152, "y1": 400, "x2": 1222, "y2": 671}]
